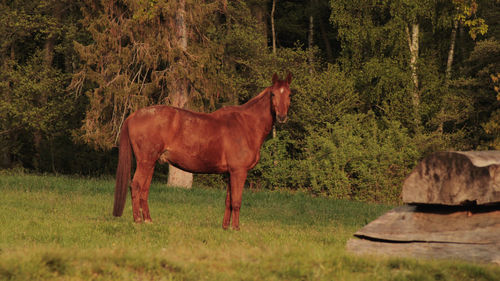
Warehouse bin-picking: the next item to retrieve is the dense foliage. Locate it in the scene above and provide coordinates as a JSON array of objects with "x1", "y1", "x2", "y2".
[{"x1": 1, "y1": 0, "x2": 500, "y2": 203}]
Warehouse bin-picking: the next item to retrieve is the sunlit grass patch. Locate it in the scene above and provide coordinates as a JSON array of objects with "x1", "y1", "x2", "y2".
[{"x1": 1, "y1": 173, "x2": 498, "y2": 280}]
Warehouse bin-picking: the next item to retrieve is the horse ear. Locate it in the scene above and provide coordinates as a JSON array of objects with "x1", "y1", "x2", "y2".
[
  {"x1": 286, "y1": 72, "x2": 292, "y2": 84},
  {"x1": 272, "y1": 73, "x2": 279, "y2": 84}
]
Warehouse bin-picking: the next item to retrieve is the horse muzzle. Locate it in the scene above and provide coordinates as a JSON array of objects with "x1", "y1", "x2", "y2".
[{"x1": 276, "y1": 114, "x2": 288, "y2": 123}]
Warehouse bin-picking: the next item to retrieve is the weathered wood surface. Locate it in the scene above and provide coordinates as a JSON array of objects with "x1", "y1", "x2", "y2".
[
  {"x1": 347, "y1": 238, "x2": 500, "y2": 264},
  {"x1": 347, "y1": 205, "x2": 500, "y2": 264},
  {"x1": 403, "y1": 151, "x2": 500, "y2": 205},
  {"x1": 354, "y1": 205, "x2": 500, "y2": 244}
]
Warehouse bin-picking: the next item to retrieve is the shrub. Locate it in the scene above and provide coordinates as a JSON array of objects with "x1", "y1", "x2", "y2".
[
  {"x1": 248, "y1": 130, "x2": 307, "y2": 190},
  {"x1": 304, "y1": 112, "x2": 419, "y2": 203}
]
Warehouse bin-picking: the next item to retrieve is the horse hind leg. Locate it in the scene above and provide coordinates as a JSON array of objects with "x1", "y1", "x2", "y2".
[
  {"x1": 222, "y1": 178, "x2": 232, "y2": 229},
  {"x1": 140, "y1": 162, "x2": 155, "y2": 223},
  {"x1": 131, "y1": 161, "x2": 155, "y2": 223}
]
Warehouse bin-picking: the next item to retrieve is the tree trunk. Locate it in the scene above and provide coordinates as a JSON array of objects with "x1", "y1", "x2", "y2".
[
  {"x1": 270, "y1": 0, "x2": 278, "y2": 142},
  {"x1": 168, "y1": 0, "x2": 193, "y2": 189},
  {"x1": 308, "y1": 12, "x2": 314, "y2": 74},
  {"x1": 33, "y1": 28, "x2": 57, "y2": 170},
  {"x1": 446, "y1": 20, "x2": 459, "y2": 80},
  {"x1": 167, "y1": 165, "x2": 193, "y2": 188},
  {"x1": 319, "y1": 17, "x2": 333, "y2": 62},
  {"x1": 2, "y1": 46, "x2": 15, "y2": 168},
  {"x1": 308, "y1": 15, "x2": 313, "y2": 50},
  {"x1": 438, "y1": 20, "x2": 459, "y2": 133},
  {"x1": 0, "y1": 137, "x2": 11, "y2": 168},
  {"x1": 251, "y1": 3, "x2": 268, "y2": 48},
  {"x1": 406, "y1": 23, "x2": 419, "y2": 107},
  {"x1": 406, "y1": 23, "x2": 420, "y2": 128},
  {"x1": 271, "y1": 0, "x2": 277, "y2": 54}
]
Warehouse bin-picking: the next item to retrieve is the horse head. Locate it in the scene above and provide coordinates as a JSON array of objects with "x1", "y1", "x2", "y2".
[{"x1": 270, "y1": 73, "x2": 292, "y2": 123}]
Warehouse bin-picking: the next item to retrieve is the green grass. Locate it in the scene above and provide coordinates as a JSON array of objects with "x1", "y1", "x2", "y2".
[{"x1": 0, "y1": 172, "x2": 499, "y2": 280}]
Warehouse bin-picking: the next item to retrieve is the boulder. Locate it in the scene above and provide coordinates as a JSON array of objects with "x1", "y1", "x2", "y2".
[
  {"x1": 348, "y1": 151, "x2": 500, "y2": 263},
  {"x1": 402, "y1": 151, "x2": 500, "y2": 205}
]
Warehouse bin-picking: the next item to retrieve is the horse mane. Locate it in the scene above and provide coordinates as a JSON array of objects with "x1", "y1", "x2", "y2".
[
  {"x1": 213, "y1": 87, "x2": 271, "y2": 114},
  {"x1": 239, "y1": 87, "x2": 271, "y2": 109}
]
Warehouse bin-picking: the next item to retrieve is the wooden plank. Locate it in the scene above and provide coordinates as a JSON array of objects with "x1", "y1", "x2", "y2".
[
  {"x1": 346, "y1": 238, "x2": 500, "y2": 264},
  {"x1": 354, "y1": 205, "x2": 500, "y2": 244},
  {"x1": 402, "y1": 151, "x2": 500, "y2": 205}
]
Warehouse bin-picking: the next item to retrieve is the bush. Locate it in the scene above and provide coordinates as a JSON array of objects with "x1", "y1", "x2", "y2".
[
  {"x1": 304, "y1": 112, "x2": 419, "y2": 203},
  {"x1": 243, "y1": 61, "x2": 420, "y2": 204},
  {"x1": 248, "y1": 130, "x2": 307, "y2": 190},
  {"x1": 246, "y1": 112, "x2": 419, "y2": 204}
]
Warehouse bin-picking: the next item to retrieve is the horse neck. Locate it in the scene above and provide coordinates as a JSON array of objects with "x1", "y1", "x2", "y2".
[{"x1": 240, "y1": 88, "x2": 274, "y2": 135}]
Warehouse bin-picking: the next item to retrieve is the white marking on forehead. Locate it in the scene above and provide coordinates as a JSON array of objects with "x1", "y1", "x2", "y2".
[{"x1": 280, "y1": 87, "x2": 284, "y2": 94}]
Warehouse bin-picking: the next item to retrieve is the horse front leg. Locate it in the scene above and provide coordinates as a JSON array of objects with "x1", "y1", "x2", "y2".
[
  {"x1": 228, "y1": 170, "x2": 247, "y2": 231},
  {"x1": 222, "y1": 178, "x2": 232, "y2": 229}
]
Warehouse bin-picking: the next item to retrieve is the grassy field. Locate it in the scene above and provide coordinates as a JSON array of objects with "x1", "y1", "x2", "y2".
[{"x1": 0, "y1": 172, "x2": 499, "y2": 280}]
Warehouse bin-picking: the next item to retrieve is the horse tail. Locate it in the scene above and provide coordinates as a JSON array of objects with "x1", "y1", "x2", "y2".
[{"x1": 113, "y1": 119, "x2": 132, "y2": 217}]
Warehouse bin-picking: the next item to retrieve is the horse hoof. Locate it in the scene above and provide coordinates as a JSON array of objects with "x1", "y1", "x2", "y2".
[
  {"x1": 144, "y1": 219, "x2": 153, "y2": 224},
  {"x1": 222, "y1": 224, "x2": 229, "y2": 230},
  {"x1": 232, "y1": 226, "x2": 240, "y2": 231}
]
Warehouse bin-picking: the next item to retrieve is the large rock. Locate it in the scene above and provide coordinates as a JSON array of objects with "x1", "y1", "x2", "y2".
[
  {"x1": 402, "y1": 151, "x2": 500, "y2": 205},
  {"x1": 348, "y1": 151, "x2": 500, "y2": 264}
]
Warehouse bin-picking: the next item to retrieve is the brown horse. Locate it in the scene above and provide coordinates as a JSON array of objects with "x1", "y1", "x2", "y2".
[{"x1": 113, "y1": 73, "x2": 292, "y2": 230}]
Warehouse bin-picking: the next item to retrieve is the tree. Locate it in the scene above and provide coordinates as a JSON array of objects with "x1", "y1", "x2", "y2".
[
  {"x1": 464, "y1": 39, "x2": 500, "y2": 148},
  {"x1": 249, "y1": 0, "x2": 269, "y2": 49},
  {"x1": 0, "y1": 0, "x2": 80, "y2": 170},
  {"x1": 71, "y1": 0, "x2": 281, "y2": 184},
  {"x1": 483, "y1": 72, "x2": 500, "y2": 148},
  {"x1": 271, "y1": 0, "x2": 277, "y2": 54},
  {"x1": 167, "y1": 0, "x2": 192, "y2": 188},
  {"x1": 329, "y1": 0, "x2": 417, "y2": 128},
  {"x1": 72, "y1": 0, "x2": 234, "y2": 146}
]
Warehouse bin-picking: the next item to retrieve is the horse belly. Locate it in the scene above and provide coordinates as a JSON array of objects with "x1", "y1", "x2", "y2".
[{"x1": 159, "y1": 148, "x2": 227, "y2": 174}]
